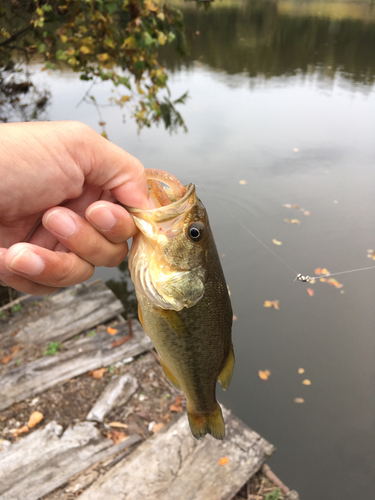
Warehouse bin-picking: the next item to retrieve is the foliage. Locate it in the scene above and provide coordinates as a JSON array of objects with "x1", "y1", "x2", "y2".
[
  {"x1": 264, "y1": 489, "x2": 282, "y2": 500},
  {"x1": 11, "y1": 302, "x2": 22, "y2": 312},
  {"x1": 43, "y1": 341, "x2": 62, "y2": 356},
  {"x1": 0, "y1": 0, "x2": 188, "y2": 131}
]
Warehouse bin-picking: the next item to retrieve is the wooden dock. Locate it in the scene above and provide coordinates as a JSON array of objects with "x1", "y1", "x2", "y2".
[{"x1": 0, "y1": 280, "x2": 297, "y2": 500}]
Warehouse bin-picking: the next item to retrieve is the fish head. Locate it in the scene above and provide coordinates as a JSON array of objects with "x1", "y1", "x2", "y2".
[{"x1": 128, "y1": 184, "x2": 210, "y2": 311}]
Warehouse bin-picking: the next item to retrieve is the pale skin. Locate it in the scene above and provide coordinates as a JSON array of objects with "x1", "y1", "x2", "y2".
[{"x1": 0, "y1": 120, "x2": 149, "y2": 296}]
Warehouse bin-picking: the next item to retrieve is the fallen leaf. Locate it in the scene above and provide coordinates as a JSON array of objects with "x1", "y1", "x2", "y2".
[
  {"x1": 303, "y1": 211, "x2": 311, "y2": 216},
  {"x1": 367, "y1": 249, "x2": 375, "y2": 260},
  {"x1": 263, "y1": 300, "x2": 279, "y2": 310},
  {"x1": 292, "y1": 204, "x2": 299, "y2": 209},
  {"x1": 28, "y1": 411, "x2": 44, "y2": 428},
  {"x1": 239, "y1": 180, "x2": 247, "y2": 185},
  {"x1": 11, "y1": 425, "x2": 29, "y2": 437},
  {"x1": 302, "y1": 379, "x2": 311, "y2": 385},
  {"x1": 219, "y1": 457, "x2": 229, "y2": 466},
  {"x1": 88, "y1": 368, "x2": 107, "y2": 379},
  {"x1": 258, "y1": 370, "x2": 270, "y2": 381},
  {"x1": 169, "y1": 403, "x2": 183, "y2": 412},
  {"x1": 294, "y1": 398, "x2": 305, "y2": 404},
  {"x1": 111, "y1": 430, "x2": 127, "y2": 444},
  {"x1": 233, "y1": 315, "x2": 237, "y2": 321},
  {"x1": 315, "y1": 268, "x2": 329, "y2": 275},
  {"x1": 307, "y1": 288, "x2": 314, "y2": 297},
  {"x1": 107, "y1": 327, "x2": 118, "y2": 335},
  {"x1": 290, "y1": 219, "x2": 301, "y2": 224},
  {"x1": 0, "y1": 354, "x2": 12, "y2": 365},
  {"x1": 109, "y1": 422, "x2": 128, "y2": 429},
  {"x1": 272, "y1": 239, "x2": 282, "y2": 245},
  {"x1": 152, "y1": 422, "x2": 165, "y2": 434},
  {"x1": 298, "y1": 368, "x2": 305, "y2": 374},
  {"x1": 282, "y1": 203, "x2": 292, "y2": 208},
  {"x1": 10, "y1": 345, "x2": 20, "y2": 355}
]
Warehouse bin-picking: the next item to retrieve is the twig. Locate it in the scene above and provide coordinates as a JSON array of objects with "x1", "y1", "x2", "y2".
[
  {"x1": 0, "y1": 293, "x2": 32, "y2": 313},
  {"x1": 262, "y1": 464, "x2": 290, "y2": 495}
]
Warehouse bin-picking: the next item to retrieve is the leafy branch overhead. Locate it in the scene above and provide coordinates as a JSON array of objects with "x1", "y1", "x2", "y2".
[{"x1": 0, "y1": 0, "x2": 188, "y2": 131}]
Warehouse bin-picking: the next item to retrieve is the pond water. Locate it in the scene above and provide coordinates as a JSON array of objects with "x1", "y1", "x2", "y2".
[{"x1": 6, "y1": 1, "x2": 375, "y2": 498}]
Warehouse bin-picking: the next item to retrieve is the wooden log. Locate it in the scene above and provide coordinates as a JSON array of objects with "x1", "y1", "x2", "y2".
[
  {"x1": 79, "y1": 407, "x2": 275, "y2": 500},
  {"x1": 0, "y1": 420, "x2": 141, "y2": 500},
  {"x1": 1, "y1": 281, "x2": 124, "y2": 344},
  {"x1": 0, "y1": 320, "x2": 152, "y2": 411},
  {"x1": 87, "y1": 373, "x2": 138, "y2": 422}
]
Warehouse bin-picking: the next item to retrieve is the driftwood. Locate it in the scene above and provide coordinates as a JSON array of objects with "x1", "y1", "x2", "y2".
[
  {"x1": 0, "y1": 320, "x2": 152, "y2": 411},
  {"x1": 0, "y1": 280, "x2": 124, "y2": 344},
  {"x1": 80, "y1": 407, "x2": 275, "y2": 500},
  {"x1": 0, "y1": 420, "x2": 141, "y2": 500},
  {"x1": 87, "y1": 373, "x2": 138, "y2": 422}
]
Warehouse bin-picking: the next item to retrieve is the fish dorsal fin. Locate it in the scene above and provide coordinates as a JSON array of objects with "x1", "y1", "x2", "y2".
[{"x1": 218, "y1": 344, "x2": 235, "y2": 391}]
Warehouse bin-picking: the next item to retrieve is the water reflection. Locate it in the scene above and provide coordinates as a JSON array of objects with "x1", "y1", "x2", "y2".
[{"x1": 163, "y1": 0, "x2": 375, "y2": 88}]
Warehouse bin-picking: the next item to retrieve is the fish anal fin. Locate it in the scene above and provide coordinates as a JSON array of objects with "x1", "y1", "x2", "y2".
[
  {"x1": 218, "y1": 344, "x2": 235, "y2": 391},
  {"x1": 160, "y1": 358, "x2": 181, "y2": 391},
  {"x1": 187, "y1": 403, "x2": 225, "y2": 441}
]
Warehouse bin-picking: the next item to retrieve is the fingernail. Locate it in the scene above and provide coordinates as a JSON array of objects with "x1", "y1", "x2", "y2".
[
  {"x1": 87, "y1": 205, "x2": 116, "y2": 230},
  {"x1": 9, "y1": 249, "x2": 45, "y2": 276},
  {"x1": 0, "y1": 250, "x2": 13, "y2": 276},
  {"x1": 45, "y1": 210, "x2": 77, "y2": 238}
]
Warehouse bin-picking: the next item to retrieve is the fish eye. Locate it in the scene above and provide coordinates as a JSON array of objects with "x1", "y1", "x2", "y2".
[{"x1": 187, "y1": 223, "x2": 204, "y2": 242}]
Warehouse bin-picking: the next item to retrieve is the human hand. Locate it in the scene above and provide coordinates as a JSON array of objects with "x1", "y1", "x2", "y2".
[{"x1": 0, "y1": 121, "x2": 149, "y2": 295}]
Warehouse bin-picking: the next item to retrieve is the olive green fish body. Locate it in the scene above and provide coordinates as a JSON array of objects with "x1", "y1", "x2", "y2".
[{"x1": 128, "y1": 184, "x2": 234, "y2": 440}]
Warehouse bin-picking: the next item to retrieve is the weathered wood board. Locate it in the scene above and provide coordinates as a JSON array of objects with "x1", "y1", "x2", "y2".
[
  {"x1": 0, "y1": 420, "x2": 141, "y2": 500},
  {"x1": 80, "y1": 407, "x2": 275, "y2": 500},
  {"x1": 0, "y1": 320, "x2": 152, "y2": 411},
  {"x1": 0, "y1": 280, "x2": 124, "y2": 344},
  {"x1": 87, "y1": 373, "x2": 138, "y2": 422}
]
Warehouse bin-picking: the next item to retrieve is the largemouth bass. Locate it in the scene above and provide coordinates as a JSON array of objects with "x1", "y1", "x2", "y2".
[{"x1": 128, "y1": 169, "x2": 234, "y2": 440}]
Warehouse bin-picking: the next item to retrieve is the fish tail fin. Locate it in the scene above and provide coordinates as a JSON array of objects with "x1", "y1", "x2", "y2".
[{"x1": 187, "y1": 403, "x2": 225, "y2": 441}]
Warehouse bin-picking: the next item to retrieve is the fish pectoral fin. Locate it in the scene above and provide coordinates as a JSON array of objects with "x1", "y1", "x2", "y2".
[
  {"x1": 187, "y1": 403, "x2": 225, "y2": 441},
  {"x1": 218, "y1": 344, "x2": 235, "y2": 391},
  {"x1": 157, "y1": 308, "x2": 189, "y2": 337},
  {"x1": 160, "y1": 358, "x2": 181, "y2": 391}
]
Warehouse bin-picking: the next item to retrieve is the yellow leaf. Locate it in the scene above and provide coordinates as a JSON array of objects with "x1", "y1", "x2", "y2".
[
  {"x1": 65, "y1": 46, "x2": 75, "y2": 56},
  {"x1": 157, "y1": 33, "x2": 167, "y2": 45},
  {"x1": 97, "y1": 53, "x2": 110, "y2": 62},
  {"x1": 290, "y1": 219, "x2": 301, "y2": 224},
  {"x1": 107, "y1": 327, "x2": 118, "y2": 335},
  {"x1": 272, "y1": 239, "x2": 282, "y2": 245},
  {"x1": 122, "y1": 37, "x2": 136, "y2": 49},
  {"x1": 258, "y1": 370, "x2": 269, "y2": 381},
  {"x1": 302, "y1": 379, "x2": 311, "y2": 385},
  {"x1": 28, "y1": 411, "x2": 44, "y2": 429},
  {"x1": 298, "y1": 368, "x2": 305, "y2": 374},
  {"x1": 89, "y1": 368, "x2": 107, "y2": 379},
  {"x1": 263, "y1": 300, "x2": 279, "y2": 310},
  {"x1": 109, "y1": 422, "x2": 128, "y2": 429},
  {"x1": 60, "y1": 35, "x2": 68, "y2": 43},
  {"x1": 239, "y1": 180, "x2": 247, "y2": 185},
  {"x1": 80, "y1": 45, "x2": 90, "y2": 54},
  {"x1": 120, "y1": 95, "x2": 130, "y2": 103}
]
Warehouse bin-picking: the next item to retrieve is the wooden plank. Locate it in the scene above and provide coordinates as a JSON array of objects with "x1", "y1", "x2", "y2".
[
  {"x1": 79, "y1": 407, "x2": 275, "y2": 500},
  {"x1": 87, "y1": 373, "x2": 138, "y2": 422},
  {"x1": 0, "y1": 281, "x2": 124, "y2": 344},
  {"x1": 0, "y1": 420, "x2": 141, "y2": 500},
  {"x1": 0, "y1": 320, "x2": 152, "y2": 411}
]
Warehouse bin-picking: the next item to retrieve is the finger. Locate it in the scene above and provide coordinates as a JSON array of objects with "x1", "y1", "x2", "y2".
[
  {"x1": 42, "y1": 207, "x2": 130, "y2": 267},
  {"x1": 2, "y1": 243, "x2": 95, "y2": 290},
  {"x1": 0, "y1": 274, "x2": 60, "y2": 296},
  {"x1": 85, "y1": 201, "x2": 137, "y2": 243}
]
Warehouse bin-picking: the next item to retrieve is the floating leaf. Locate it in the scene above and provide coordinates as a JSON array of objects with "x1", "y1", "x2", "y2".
[
  {"x1": 239, "y1": 180, "x2": 247, "y2": 185},
  {"x1": 307, "y1": 288, "x2": 314, "y2": 297},
  {"x1": 298, "y1": 368, "x2": 305, "y2": 374},
  {"x1": 233, "y1": 315, "x2": 237, "y2": 321},
  {"x1": 28, "y1": 411, "x2": 44, "y2": 428},
  {"x1": 303, "y1": 211, "x2": 311, "y2": 216},
  {"x1": 367, "y1": 249, "x2": 375, "y2": 260},
  {"x1": 219, "y1": 457, "x2": 229, "y2": 466},
  {"x1": 258, "y1": 370, "x2": 270, "y2": 381},
  {"x1": 282, "y1": 203, "x2": 292, "y2": 208},
  {"x1": 302, "y1": 379, "x2": 311, "y2": 385},
  {"x1": 290, "y1": 219, "x2": 301, "y2": 224},
  {"x1": 264, "y1": 300, "x2": 279, "y2": 310},
  {"x1": 272, "y1": 239, "x2": 282, "y2": 245},
  {"x1": 107, "y1": 327, "x2": 117, "y2": 335},
  {"x1": 292, "y1": 204, "x2": 299, "y2": 209},
  {"x1": 294, "y1": 398, "x2": 305, "y2": 404}
]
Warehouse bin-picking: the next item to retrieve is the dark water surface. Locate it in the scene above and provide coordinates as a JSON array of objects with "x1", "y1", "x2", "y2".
[{"x1": 17, "y1": 1, "x2": 375, "y2": 498}]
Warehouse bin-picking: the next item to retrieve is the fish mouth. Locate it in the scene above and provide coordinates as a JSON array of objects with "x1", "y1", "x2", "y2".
[{"x1": 127, "y1": 183, "x2": 196, "y2": 223}]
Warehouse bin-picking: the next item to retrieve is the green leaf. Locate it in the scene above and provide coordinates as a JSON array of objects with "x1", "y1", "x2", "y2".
[
  {"x1": 105, "y1": 2, "x2": 118, "y2": 15},
  {"x1": 37, "y1": 43, "x2": 46, "y2": 54}
]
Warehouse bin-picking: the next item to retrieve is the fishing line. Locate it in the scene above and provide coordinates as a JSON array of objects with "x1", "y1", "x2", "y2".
[{"x1": 197, "y1": 184, "x2": 375, "y2": 283}]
